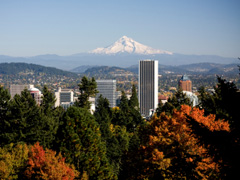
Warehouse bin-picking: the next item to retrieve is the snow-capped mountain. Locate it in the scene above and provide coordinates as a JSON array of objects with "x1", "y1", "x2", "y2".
[{"x1": 89, "y1": 36, "x2": 173, "y2": 55}]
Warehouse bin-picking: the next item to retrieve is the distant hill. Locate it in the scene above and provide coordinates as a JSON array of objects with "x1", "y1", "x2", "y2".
[
  {"x1": 0, "y1": 62, "x2": 77, "y2": 77},
  {"x1": 75, "y1": 63, "x2": 239, "y2": 76},
  {"x1": 82, "y1": 66, "x2": 134, "y2": 79}
]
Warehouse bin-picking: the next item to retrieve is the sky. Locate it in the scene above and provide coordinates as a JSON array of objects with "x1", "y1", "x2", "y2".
[{"x1": 0, "y1": 0, "x2": 239, "y2": 57}]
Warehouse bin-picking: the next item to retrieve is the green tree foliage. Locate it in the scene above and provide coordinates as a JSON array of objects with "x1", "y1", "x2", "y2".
[
  {"x1": 57, "y1": 106, "x2": 115, "y2": 180},
  {"x1": 112, "y1": 91, "x2": 143, "y2": 132},
  {"x1": 40, "y1": 85, "x2": 63, "y2": 149},
  {"x1": 1, "y1": 89, "x2": 58, "y2": 148},
  {"x1": 4, "y1": 89, "x2": 42, "y2": 145},
  {"x1": 0, "y1": 86, "x2": 11, "y2": 145},
  {"x1": 75, "y1": 76, "x2": 98, "y2": 110},
  {"x1": 128, "y1": 84, "x2": 139, "y2": 110},
  {"x1": 40, "y1": 85, "x2": 56, "y2": 115},
  {"x1": 94, "y1": 95, "x2": 112, "y2": 141},
  {"x1": 94, "y1": 95, "x2": 130, "y2": 177}
]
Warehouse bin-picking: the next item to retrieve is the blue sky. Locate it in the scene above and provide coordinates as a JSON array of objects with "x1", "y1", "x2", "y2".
[{"x1": 0, "y1": 0, "x2": 239, "y2": 57}]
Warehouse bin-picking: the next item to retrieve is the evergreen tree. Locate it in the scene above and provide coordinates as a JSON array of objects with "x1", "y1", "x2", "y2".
[
  {"x1": 94, "y1": 95, "x2": 112, "y2": 141},
  {"x1": 161, "y1": 88, "x2": 192, "y2": 115},
  {"x1": 197, "y1": 76, "x2": 240, "y2": 179},
  {"x1": 40, "y1": 85, "x2": 56, "y2": 115},
  {"x1": 155, "y1": 100, "x2": 164, "y2": 117},
  {"x1": 95, "y1": 95, "x2": 130, "y2": 177},
  {"x1": 57, "y1": 106, "x2": 115, "y2": 180},
  {"x1": 129, "y1": 84, "x2": 139, "y2": 110},
  {"x1": 75, "y1": 76, "x2": 98, "y2": 110},
  {"x1": 40, "y1": 85, "x2": 63, "y2": 149},
  {"x1": 2, "y1": 89, "x2": 58, "y2": 148},
  {"x1": 4, "y1": 89, "x2": 41, "y2": 145},
  {"x1": 0, "y1": 86, "x2": 11, "y2": 146}
]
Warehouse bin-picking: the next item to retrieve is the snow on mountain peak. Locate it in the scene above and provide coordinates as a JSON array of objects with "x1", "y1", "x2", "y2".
[{"x1": 89, "y1": 36, "x2": 173, "y2": 55}]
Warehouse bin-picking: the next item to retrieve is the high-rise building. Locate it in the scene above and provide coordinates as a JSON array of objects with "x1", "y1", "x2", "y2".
[
  {"x1": 139, "y1": 60, "x2": 158, "y2": 117},
  {"x1": 179, "y1": 75, "x2": 192, "y2": 92},
  {"x1": 96, "y1": 80, "x2": 116, "y2": 108}
]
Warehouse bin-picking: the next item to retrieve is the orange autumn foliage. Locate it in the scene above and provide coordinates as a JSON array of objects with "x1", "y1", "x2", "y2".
[
  {"x1": 140, "y1": 105, "x2": 230, "y2": 179},
  {"x1": 24, "y1": 142, "x2": 79, "y2": 180}
]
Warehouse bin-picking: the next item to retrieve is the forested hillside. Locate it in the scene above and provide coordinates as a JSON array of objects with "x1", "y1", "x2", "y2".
[{"x1": 0, "y1": 62, "x2": 77, "y2": 77}]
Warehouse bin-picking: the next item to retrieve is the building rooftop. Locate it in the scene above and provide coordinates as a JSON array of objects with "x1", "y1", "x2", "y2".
[{"x1": 180, "y1": 74, "x2": 191, "y2": 81}]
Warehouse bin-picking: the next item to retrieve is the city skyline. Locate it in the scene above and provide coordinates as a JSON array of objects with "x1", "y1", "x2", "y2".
[{"x1": 0, "y1": 0, "x2": 239, "y2": 58}]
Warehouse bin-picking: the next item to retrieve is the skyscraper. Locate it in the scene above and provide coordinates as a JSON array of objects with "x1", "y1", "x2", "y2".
[
  {"x1": 96, "y1": 80, "x2": 116, "y2": 108},
  {"x1": 139, "y1": 60, "x2": 158, "y2": 117},
  {"x1": 179, "y1": 75, "x2": 192, "y2": 92}
]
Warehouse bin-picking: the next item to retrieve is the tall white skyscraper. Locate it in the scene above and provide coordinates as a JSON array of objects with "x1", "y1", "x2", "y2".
[
  {"x1": 139, "y1": 60, "x2": 158, "y2": 117},
  {"x1": 96, "y1": 80, "x2": 116, "y2": 108}
]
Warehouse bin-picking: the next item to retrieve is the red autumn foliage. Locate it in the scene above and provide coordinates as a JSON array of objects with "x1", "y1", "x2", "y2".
[
  {"x1": 24, "y1": 142, "x2": 78, "y2": 180},
  {"x1": 139, "y1": 105, "x2": 230, "y2": 179}
]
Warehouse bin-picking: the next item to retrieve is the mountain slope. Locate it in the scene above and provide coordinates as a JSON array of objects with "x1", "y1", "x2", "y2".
[
  {"x1": 89, "y1": 36, "x2": 172, "y2": 55},
  {"x1": 0, "y1": 62, "x2": 77, "y2": 77}
]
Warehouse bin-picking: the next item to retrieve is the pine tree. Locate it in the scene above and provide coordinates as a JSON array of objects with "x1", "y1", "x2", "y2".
[
  {"x1": 3, "y1": 89, "x2": 59, "y2": 148},
  {"x1": 40, "y1": 85, "x2": 62, "y2": 149},
  {"x1": 94, "y1": 95, "x2": 112, "y2": 141},
  {"x1": 129, "y1": 84, "x2": 139, "y2": 110},
  {"x1": 0, "y1": 86, "x2": 11, "y2": 146},
  {"x1": 5, "y1": 89, "x2": 41, "y2": 145},
  {"x1": 57, "y1": 106, "x2": 115, "y2": 180},
  {"x1": 40, "y1": 85, "x2": 56, "y2": 115},
  {"x1": 161, "y1": 88, "x2": 192, "y2": 115},
  {"x1": 75, "y1": 76, "x2": 98, "y2": 110},
  {"x1": 197, "y1": 76, "x2": 240, "y2": 179}
]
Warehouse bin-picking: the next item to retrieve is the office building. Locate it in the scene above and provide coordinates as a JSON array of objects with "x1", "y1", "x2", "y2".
[
  {"x1": 10, "y1": 84, "x2": 42, "y2": 105},
  {"x1": 96, "y1": 80, "x2": 116, "y2": 108},
  {"x1": 10, "y1": 84, "x2": 34, "y2": 98},
  {"x1": 179, "y1": 75, "x2": 192, "y2": 92},
  {"x1": 139, "y1": 60, "x2": 158, "y2": 117},
  {"x1": 55, "y1": 87, "x2": 74, "y2": 107}
]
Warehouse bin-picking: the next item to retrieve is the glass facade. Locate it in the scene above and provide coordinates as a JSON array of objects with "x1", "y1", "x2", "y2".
[
  {"x1": 139, "y1": 60, "x2": 158, "y2": 117},
  {"x1": 96, "y1": 80, "x2": 116, "y2": 108}
]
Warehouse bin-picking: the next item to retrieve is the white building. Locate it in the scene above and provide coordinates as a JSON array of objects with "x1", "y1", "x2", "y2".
[
  {"x1": 183, "y1": 91, "x2": 199, "y2": 107},
  {"x1": 55, "y1": 87, "x2": 74, "y2": 108},
  {"x1": 139, "y1": 60, "x2": 158, "y2": 117},
  {"x1": 28, "y1": 87, "x2": 42, "y2": 105}
]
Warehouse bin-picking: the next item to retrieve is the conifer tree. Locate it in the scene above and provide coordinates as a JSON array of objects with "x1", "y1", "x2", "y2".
[
  {"x1": 57, "y1": 106, "x2": 115, "y2": 180},
  {"x1": 161, "y1": 88, "x2": 192, "y2": 115},
  {"x1": 95, "y1": 95, "x2": 130, "y2": 177},
  {"x1": 40, "y1": 85, "x2": 62, "y2": 149},
  {"x1": 94, "y1": 95, "x2": 112, "y2": 141},
  {"x1": 40, "y1": 85, "x2": 56, "y2": 115},
  {"x1": 0, "y1": 86, "x2": 11, "y2": 146},
  {"x1": 129, "y1": 84, "x2": 139, "y2": 110},
  {"x1": 75, "y1": 76, "x2": 98, "y2": 110},
  {"x1": 197, "y1": 76, "x2": 240, "y2": 179},
  {"x1": 3, "y1": 89, "x2": 58, "y2": 148}
]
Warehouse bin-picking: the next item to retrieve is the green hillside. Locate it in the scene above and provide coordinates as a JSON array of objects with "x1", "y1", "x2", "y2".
[{"x1": 0, "y1": 62, "x2": 77, "y2": 77}]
